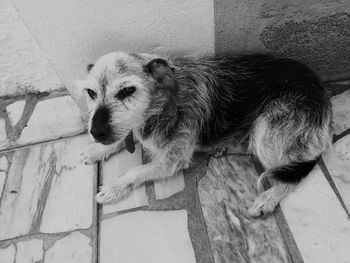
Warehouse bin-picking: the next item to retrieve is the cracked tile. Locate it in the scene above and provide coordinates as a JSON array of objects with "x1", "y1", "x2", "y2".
[
  {"x1": 198, "y1": 155, "x2": 290, "y2": 263},
  {"x1": 44, "y1": 232, "x2": 92, "y2": 263},
  {"x1": 17, "y1": 96, "x2": 85, "y2": 147},
  {"x1": 280, "y1": 165, "x2": 350, "y2": 263},
  {"x1": 0, "y1": 244, "x2": 15, "y2": 263},
  {"x1": 16, "y1": 239, "x2": 43, "y2": 263},
  {"x1": 331, "y1": 89, "x2": 350, "y2": 135},
  {"x1": 6, "y1": 100, "x2": 26, "y2": 127},
  {"x1": 154, "y1": 171, "x2": 185, "y2": 200},
  {"x1": 100, "y1": 210, "x2": 196, "y2": 263},
  {"x1": 0, "y1": 136, "x2": 94, "y2": 240},
  {"x1": 0, "y1": 0, "x2": 63, "y2": 97},
  {"x1": 323, "y1": 134, "x2": 350, "y2": 211},
  {"x1": 101, "y1": 144, "x2": 148, "y2": 214}
]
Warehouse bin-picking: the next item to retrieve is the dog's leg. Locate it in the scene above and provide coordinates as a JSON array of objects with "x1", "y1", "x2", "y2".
[
  {"x1": 95, "y1": 160, "x2": 183, "y2": 203},
  {"x1": 248, "y1": 181, "x2": 296, "y2": 217},
  {"x1": 79, "y1": 141, "x2": 125, "y2": 164}
]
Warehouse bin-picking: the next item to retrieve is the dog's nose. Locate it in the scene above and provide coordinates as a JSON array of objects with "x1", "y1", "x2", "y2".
[
  {"x1": 90, "y1": 106, "x2": 112, "y2": 143},
  {"x1": 90, "y1": 127, "x2": 109, "y2": 141}
]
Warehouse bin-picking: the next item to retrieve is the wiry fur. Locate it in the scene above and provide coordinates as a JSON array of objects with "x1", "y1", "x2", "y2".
[{"x1": 76, "y1": 51, "x2": 332, "y2": 216}]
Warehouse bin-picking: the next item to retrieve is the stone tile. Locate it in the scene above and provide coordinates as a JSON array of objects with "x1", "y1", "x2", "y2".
[
  {"x1": 280, "y1": 165, "x2": 350, "y2": 263},
  {"x1": 0, "y1": 136, "x2": 94, "y2": 240},
  {"x1": 0, "y1": 172, "x2": 6, "y2": 197},
  {"x1": 323, "y1": 134, "x2": 350, "y2": 211},
  {"x1": 154, "y1": 171, "x2": 185, "y2": 200},
  {"x1": 44, "y1": 232, "x2": 92, "y2": 263},
  {"x1": 16, "y1": 96, "x2": 85, "y2": 147},
  {"x1": 0, "y1": 156, "x2": 8, "y2": 171},
  {"x1": 198, "y1": 155, "x2": 290, "y2": 263},
  {"x1": 331, "y1": 89, "x2": 350, "y2": 135},
  {"x1": 16, "y1": 239, "x2": 43, "y2": 263},
  {"x1": 0, "y1": 119, "x2": 6, "y2": 143},
  {"x1": 0, "y1": 244, "x2": 15, "y2": 263},
  {"x1": 101, "y1": 144, "x2": 148, "y2": 214},
  {"x1": 100, "y1": 210, "x2": 196, "y2": 263},
  {"x1": 6, "y1": 100, "x2": 26, "y2": 127},
  {"x1": 0, "y1": 0, "x2": 63, "y2": 97}
]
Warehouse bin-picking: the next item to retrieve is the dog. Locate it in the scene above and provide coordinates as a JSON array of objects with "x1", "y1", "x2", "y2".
[{"x1": 75, "y1": 51, "x2": 332, "y2": 217}]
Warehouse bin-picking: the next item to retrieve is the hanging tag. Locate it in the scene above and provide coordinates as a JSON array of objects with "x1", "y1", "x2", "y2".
[{"x1": 125, "y1": 131, "x2": 135, "y2": 153}]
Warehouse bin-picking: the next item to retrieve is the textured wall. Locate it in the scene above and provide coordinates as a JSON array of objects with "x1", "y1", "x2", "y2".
[
  {"x1": 11, "y1": 0, "x2": 215, "y2": 87},
  {"x1": 215, "y1": 0, "x2": 350, "y2": 81}
]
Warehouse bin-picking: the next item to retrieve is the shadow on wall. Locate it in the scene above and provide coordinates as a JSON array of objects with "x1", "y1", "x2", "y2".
[{"x1": 214, "y1": 0, "x2": 350, "y2": 81}]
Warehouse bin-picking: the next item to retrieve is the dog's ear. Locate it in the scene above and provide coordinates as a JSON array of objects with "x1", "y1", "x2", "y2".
[{"x1": 144, "y1": 59, "x2": 178, "y2": 92}]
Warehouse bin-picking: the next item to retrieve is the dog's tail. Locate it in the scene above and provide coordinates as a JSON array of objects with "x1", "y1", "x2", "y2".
[{"x1": 257, "y1": 159, "x2": 318, "y2": 192}]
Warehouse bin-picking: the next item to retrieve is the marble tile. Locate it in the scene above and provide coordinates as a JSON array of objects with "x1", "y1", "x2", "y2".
[
  {"x1": 0, "y1": 0, "x2": 63, "y2": 97},
  {"x1": 40, "y1": 136, "x2": 94, "y2": 233},
  {"x1": 16, "y1": 239, "x2": 43, "y2": 263},
  {"x1": 0, "y1": 136, "x2": 94, "y2": 240},
  {"x1": 0, "y1": 172, "x2": 6, "y2": 197},
  {"x1": 44, "y1": 232, "x2": 92, "y2": 263},
  {"x1": 100, "y1": 210, "x2": 196, "y2": 263},
  {"x1": 331, "y1": 89, "x2": 350, "y2": 134},
  {"x1": 6, "y1": 100, "x2": 26, "y2": 127},
  {"x1": 0, "y1": 156, "x2": 8, "y2": 170},
  {"x1": 280, "y1": 165, "x2": 350, "y2": 263},
  {"x1": 0, "y1": 118, "x2": 6, "y2": 142},
  {"x1": 198, "y1": 155, "x2": 290, "y2": 263},
  {"x1": 323, "y1": 134, "x2": 350, "y2": 210},
  {"x1": 17, "y1": 96, "x2": 85, "y2": 147},
  {"x1": 101, "y1": 144, "x2": 148, "y2": 214},
  {"x1": 0, "y1": 244, "x2": 15, "y2": 263},
  {"x1": 154, "y1": 171, "x2": 185, "y2": 200}
]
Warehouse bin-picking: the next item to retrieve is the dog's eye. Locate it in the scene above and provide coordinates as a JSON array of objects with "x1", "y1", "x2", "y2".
[
  {"x1": 115, "y1": 86, "x2": 136, "y2": 100},
  {"x1": 87, "y1": 89, "x2": 97, "y2": 100}
]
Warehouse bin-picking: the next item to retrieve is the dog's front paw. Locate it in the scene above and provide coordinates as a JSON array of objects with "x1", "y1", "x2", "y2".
[
  {"x1": 95, "y1": 182, "x2": 133, "y2": 204},
  {"x1": 79, "y1": 144, "x2": 113, "y2": 164},
  {"x1": 248, "y1": 191, "x2": 278, "y2": 217}
]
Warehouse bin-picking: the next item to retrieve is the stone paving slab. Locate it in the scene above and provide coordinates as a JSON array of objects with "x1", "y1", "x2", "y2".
[
  {"x1": 199, "y1": 155, "x2": 291, "y2": 263},
  {"x1": 280, "y1": 165, "x2": 350, "y2": 263},
  {"x1": 0, "y1": 95, "x2": 85, "y2": 151},
  {"x1": 100, "y1": 210, "x2": 196, "y2": 263},
  {"x1": 0, "y1": 135, "x2": 95, "y2": 240}
]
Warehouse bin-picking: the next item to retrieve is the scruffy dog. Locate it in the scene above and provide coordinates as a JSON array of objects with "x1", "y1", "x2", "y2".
[{"x1": 76, "y1": 52, "x2": 332, "y2": 216}]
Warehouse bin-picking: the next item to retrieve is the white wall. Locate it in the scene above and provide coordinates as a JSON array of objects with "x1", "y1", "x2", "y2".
[{"x1": 11, "y1": 0, "x2": 214, "y2": 88}]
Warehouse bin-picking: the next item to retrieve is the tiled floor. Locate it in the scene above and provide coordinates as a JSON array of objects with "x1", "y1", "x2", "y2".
[
  {"x1": 0, "y1": 88, "x2": 349, "y2": 263},
  {"x1": 1, "y1": 1, "x2": 350, "y2": 262}
]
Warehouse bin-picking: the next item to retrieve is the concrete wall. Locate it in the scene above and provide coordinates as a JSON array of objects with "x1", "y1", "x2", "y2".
[
  {"x1": 10, "y1": 0, "x2": 350, "y2": 86},
  {"x1": 215, "y1": 0, "x2": 350, "y2": 81},
  {"x1": 11, "y1": 0, "x2": 215, "y2": 87}
]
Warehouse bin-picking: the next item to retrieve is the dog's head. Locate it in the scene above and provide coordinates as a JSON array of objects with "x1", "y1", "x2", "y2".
[{"x1": 75, "y1": 51, "x2": 177, "y2": 145}]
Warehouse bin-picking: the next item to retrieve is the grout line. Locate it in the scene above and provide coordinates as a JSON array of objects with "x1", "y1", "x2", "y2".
[
  {"x1": 0, "y1": 132, "x2": 87, "y2": 154},
  {"x1": 95, "y1": 162, "x2": 102, "y2": 263},
  {"x1": 91, "y1": 163, "x2": 99, "y2": 263},
  {"x1": 318, "y1": 158, "x2": 350, "y2": 220},
  {"x1": 334, "y1": 128, "x2": 350, "y2": 143},
  {"x1": 252, "y1": 156, "x2": 304, "y2": 263}
]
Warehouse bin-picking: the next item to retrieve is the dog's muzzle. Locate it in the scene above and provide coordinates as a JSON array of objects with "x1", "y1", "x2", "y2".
[{"x1": 90, "y1": 106, "x2": 114, "y2": 144}]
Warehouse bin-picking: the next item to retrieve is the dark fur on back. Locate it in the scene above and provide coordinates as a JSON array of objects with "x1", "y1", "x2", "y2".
[
  {"x1": 142, "y1": 54, "x2": 331, "y2": 184},
  {"x1": 171, "y1": 54, "x2": 330, "y2": 147}
]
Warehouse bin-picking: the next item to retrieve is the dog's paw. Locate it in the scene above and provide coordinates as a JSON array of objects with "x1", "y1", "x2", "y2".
[
  {"x1": 79, "y1": 144, "x2": 113, "y2": 164},
  {"x1": 95, "y1": 182, "x2": 132, "y2": 204},
  {"x1": 248, "y1": 191, "x2": 278, "y2": 217}
]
